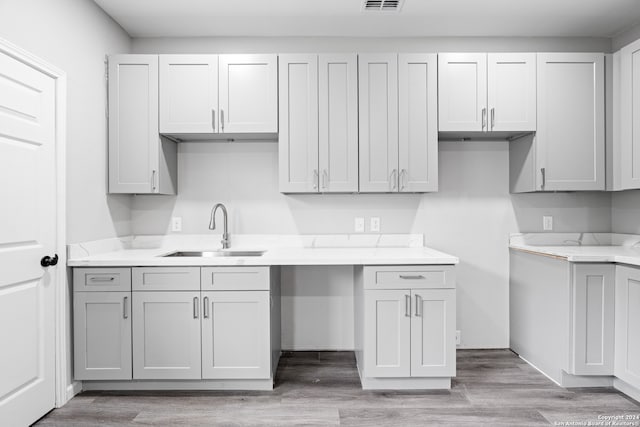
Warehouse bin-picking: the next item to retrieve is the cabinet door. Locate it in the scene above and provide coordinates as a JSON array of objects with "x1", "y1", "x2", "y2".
[
  {"x1": 488, "y1": 53, "x2": 536, "y2": 132},
  {"x1": 615, "y1": 266, "x2": 640, "y2": 389},
  {"x1": 218, "y1": 54, "x2": 278, "y2": 133},
  {"x1": 536, "y1": 53, "x2": 605, "y2": 191},
  {"x1": 201, "y1": 291, "x2": 271, "y2": 379},
  {"x1": 132, "y1": 292, "x2": 201, "y2": 379},
  {"x1": 398, "y1": 53, "x2": 438, "y2": 192},
  {"x1": 159, "y1": 55, "x2": 218, "y2": 134},
  {"x1": 619, "y1": 39, "x2": 640, "y2": 189},
  {"x1": 438, "y1": 53, "x2": 487, "y2": 132},
  {"x1": 108, "y1": 55, "x2": 159, "y2": 194},
  {"x1": 363, "y1": 290, "x2": 411, "y2": 377},
  {"x1": 74, "y1": 292, "x2": 131, "y2": 380},
  {"x1": 318, "y1": 54, "x2": 359, "y2": 192},
  {"x1": 410, "y1": 289, "x2": 456, "y2": 377},
  {"x1": 358, "y1": 54, "x2": 399, "y2": 193},
  {"x1": 571, "y1": 264, "x2": 614, "y2": 376},
  {"x1": 278, "y1": 55, "x2": 319, "y2": 193}
]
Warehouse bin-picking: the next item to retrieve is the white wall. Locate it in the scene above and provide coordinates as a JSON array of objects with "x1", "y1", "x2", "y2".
[
  {"x1": 0, "y1": 0, "x2": 131, "y2": 391},
  {"x1": 0, "y1": 0, "x2": 132, "y2": 243}
]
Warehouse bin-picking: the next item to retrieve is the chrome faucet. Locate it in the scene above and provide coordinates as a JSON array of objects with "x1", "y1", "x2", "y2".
[{"x1": 209, "y1": 203, "x2": 230, "y2": 249}]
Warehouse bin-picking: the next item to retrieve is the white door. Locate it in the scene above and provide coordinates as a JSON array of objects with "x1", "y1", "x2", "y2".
[
  {"x1": 318, "y1": 54, "x2": 359, "y2": 192},
  {"x1": 108, "y1": 55, "x2": 159, "y2": 193},
  {"x1": 363, "y1": 290, "x2": 411, "y2": 378},
  {"x1": 201, "y1": 291, "x2": 271, "y2": 379},
  {"x1": 411, "y1": 289, "x2": 456, "y2": 377},
  {"x1": 398, "y1": 53, "x2": 438, "y2": 192},
  {"x1": 0, "y1": 49, "x2": 57, "y2": 426},
  {"x1": 438, "y1": 53, "x2": 487, "y2": 132},
  {"x1": 620, "y1": 38, "x2": 640, "y2": 189},
  {"x1": 132, "y1": 292, "x2": 202, "y2": 380},
  {"x1": 73, "y1": 292, "x2": 132, "y2": 380},
  {"x1": 615, "y1": 266, "x2": 640, "y2": 389},
  {"x1": 218, "y1": 54, "x2": 278, "y2": 133},
  {"x1": 278, "y1": 54, "x2": 319, "y2": 193},
  {"x1": 159, "y1": 55, "x2": 218, "y2": 134},
  {"x1": 359, "y1": 54, "x2": 399, "y2": 193},
  {"x1": 536, "y1": 53, "x2": 605, "y2": 191},
  {"x1": 571, "y1": 264, "x2": 614, "y2": 376},
  {"x1": 488, "y1": 53, "x2": 536, "y2": 132}
]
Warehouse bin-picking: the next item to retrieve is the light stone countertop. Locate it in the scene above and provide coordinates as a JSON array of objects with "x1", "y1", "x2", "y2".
[
  {"x1": 509, "y1": 232, "x2": 640, "y2": 267},
  {"x1": 67, "y1": 234, "x2": 459, "y2": 267}
]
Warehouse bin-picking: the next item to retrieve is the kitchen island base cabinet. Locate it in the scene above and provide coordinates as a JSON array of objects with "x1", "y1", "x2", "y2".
[{"x1": 354, "y1": 266, "x2": 456, "y2": 390}]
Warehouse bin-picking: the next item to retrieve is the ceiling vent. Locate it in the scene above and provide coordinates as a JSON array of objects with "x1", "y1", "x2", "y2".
[{"x1": 362, "y1": 0, "x2": 405, "y2": 12}]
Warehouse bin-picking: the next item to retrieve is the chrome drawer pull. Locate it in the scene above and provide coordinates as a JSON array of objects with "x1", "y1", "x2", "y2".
[
  {"x1": 399, "y1": 274, "x2": 425, "y2": 280},
  {"x1": 89, "y1": 276, "x2": 115, "y2": 282}
]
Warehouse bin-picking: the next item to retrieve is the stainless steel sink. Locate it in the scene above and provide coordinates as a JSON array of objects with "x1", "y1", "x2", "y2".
[{"x1": 162, "y1": 250, "x2": 265, "y2": 257}]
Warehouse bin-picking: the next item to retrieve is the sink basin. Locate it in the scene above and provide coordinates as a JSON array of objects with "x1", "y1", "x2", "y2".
[{"x1": 163, "y1": 250, "x2": 265, "y2": 257}]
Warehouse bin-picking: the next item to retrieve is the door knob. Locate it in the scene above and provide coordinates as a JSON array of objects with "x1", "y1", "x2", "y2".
[{"x1": 41, "y1": 254, "x2": 59, "y2": 267}]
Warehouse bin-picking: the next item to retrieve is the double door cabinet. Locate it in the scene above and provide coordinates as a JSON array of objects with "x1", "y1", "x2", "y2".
[
  {"x1": 73, "y1": 266, "x2": 280, "y2": 383},
  {"x1": 355, "y1": 266, "x2": 456, "y2": 389}
]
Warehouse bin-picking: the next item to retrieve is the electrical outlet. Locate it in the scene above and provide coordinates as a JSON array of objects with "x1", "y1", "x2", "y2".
[
  {"x1": 543, "y1": 215, "x2": 553, "y2": 231},
  {"x1": 456, "y1": 330, "x2": 461, "y2": 346},
  {"x1": 370, "y1": 217, "x2": 380, "y2": 232},
  {"x1": 171, "y1": 217, "x2": 182, "y2": 232},
  {"x1": 354, "y1": 217, "x2": 365, "y2": 233}
]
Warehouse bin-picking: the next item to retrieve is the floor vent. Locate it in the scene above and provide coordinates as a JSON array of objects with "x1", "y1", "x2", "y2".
[{"x1": 363, "y1": 0, "x2": 405, "y2": 12}]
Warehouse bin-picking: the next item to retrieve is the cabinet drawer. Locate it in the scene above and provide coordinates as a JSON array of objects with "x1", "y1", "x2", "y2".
[
  {"x1": 73, "y1": 268, "x2": 131, "y2": 292},
  {"x1": 201, "y1": 267, "x2": 270, "y2": 291},
  {"x1": 132, "y1": 267, "x2": 200, "y2": 291},
  {"x1": 363, "y1": 266, "x2": 455, "y2": 289}
]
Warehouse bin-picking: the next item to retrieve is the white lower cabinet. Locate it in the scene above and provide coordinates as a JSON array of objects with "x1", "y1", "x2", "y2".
[
  {"x1": 132, "y1": 291, "x2": 202, "y2": 380},
  {"x1": 73, "y1": 291, "x2": 132, "y2": 380},
  {"x1": 615, "y1": 265, "x2": 640, "y2": 389},
  {"x1": 201, "y1": 291, "x2": 271, "y2": 379}
]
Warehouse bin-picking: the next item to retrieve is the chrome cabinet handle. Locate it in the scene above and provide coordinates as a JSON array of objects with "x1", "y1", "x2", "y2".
[
  {"x1": 123, "y1": 296, "x2": 128, "y2": 319},
  {"x1": 482, "y1": 108, "x2": 487, "y2": 131},
  {"x1": 491, "y1": 107, "x2": 495, "y2": 130},
  {"x1": 415, "y1": 294, "x2": 422, "y2": 317},
  {"x1": 391, "y1": 169, "x2": 397, "y2": 191},
  {"x1": 151, "y1": 170, "x2": 157, "y2": 192},
  {"x1": 313, "y1": 169, "x2": 318, "y2": 190},
  {"x1": 203, "y1": 296, "x2": 209, "y2": 319},
  {"x1": 399, "y1": 274, "x2": 425, "y2": 280},
  {"x1": 89, "y1": 276, "x2": 115, "y2": 282},
  {"x1": 400, "y1": 169, "x2": 407, "y2": 191},
  {"x1": 541, "y1": 167, "x2": 546, "y2": 190},
  {"x1": 221, "y1": 109, "x2": 225, "y2": 132},
  {"x1": 193, "y1": 297, "x2": 199, "y2": 319},
  {"x1": 405, "y1": 294, "x2": 411, "y2": 317},
  {"x1": 212, "y1": 109, "x2": 216, "y2": 131},
  {"x1": 322, "y1": 169, "x2": 328, "y2": 190}
]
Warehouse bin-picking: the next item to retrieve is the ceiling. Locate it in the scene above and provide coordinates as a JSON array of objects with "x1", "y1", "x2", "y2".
[{"x1": 94, "y1": 0, "x2": 640, "y2": 38}]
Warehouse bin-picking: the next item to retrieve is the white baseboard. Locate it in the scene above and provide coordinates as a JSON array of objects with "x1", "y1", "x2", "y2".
[
  {"x1": 560, "y1": 371, "x2": 614, "y2": 388},
  {"x1": 614, "y1": 378, "x2": 640, "y2": 403},
  {"x1": 63, "y1": 381, "x2": 82, "y2": 405}
]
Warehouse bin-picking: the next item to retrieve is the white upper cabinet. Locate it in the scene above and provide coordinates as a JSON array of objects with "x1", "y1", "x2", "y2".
[
  {"x1": 158, "y1": 54, "x2": 277, "y2": 135},
  {"x1": 159, "y1": 55, "x2": 218, "y2": 134},
  {"x1": 536, "y1": 53, "x2": 605, "y2": 191},
  {"x1": 398, "y1": 53, "x2": 439, "y2": 192},
  {"x1": 438, "y1": 53, "x2": 487, "y2": 132},
  {"x1": 439, "y1": 53, "x2": 536, "y2": 133},
  {"x1": 108, "y1": 55, "x2": 176, "y2": 195},
  {"x1": 487, "y1": 53, "x2": 537, "y2": 132},
  {"x1": 616, "y1": 38, "x2": 640, "y2": 190},
  {"x1": 278, "y1": 54, "x2": 319, "y2": 193},
  {"x1": 219, "y1": 54, "x2": 278, "y2": 133},
  {"x1": 318, "y1": 54, "x2": 359, "y2": 192},
  {"x1": 359, "y1": 54, "x2": 399, "y2": 192}
]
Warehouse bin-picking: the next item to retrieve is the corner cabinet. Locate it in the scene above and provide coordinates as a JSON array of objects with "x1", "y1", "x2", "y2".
[
  {"x1": 358, "y1": 54, "x2": 438, "y2": 193},
  {"x1": 108, "y1": 55, "x2": 177, "y2": 194},
  {"x1": 438, "y1": 53, "x2": 536, "y2": 133},
  {"x1": 278, "y1": 54, "x2": 358, "y2": 193},
  {"x1": 159, "y1": 54, "x2": 278, "y2": 135},
  {"x1": 355, "y1": 265, "x2": 456, "y2": 389},
  {"x1": 615, "y1": 265, "x2": 640, "y2": 390}
]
